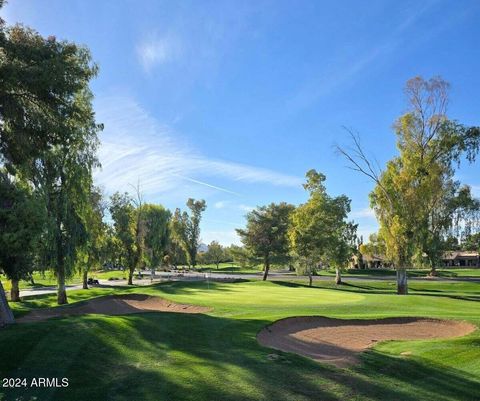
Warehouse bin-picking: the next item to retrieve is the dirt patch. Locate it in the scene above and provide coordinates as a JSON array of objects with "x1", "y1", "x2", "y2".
[
  {"x1": 257, "y1": 316, "x2": 476, "y2": 367},
  {"x1": 18, "y1": 294, "x2": 212, "y2": 323}
]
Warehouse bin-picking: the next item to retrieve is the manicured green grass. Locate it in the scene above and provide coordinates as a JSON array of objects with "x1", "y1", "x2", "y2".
[
  {"x1": 93, "y1": 270, "x2": 129, "y2": 280},
  {"x1": 1, "y1": 279, "x2": 480, "y2": 400},
  {"x1": 1, "y1": 272, "x2": 81, "y2": 291},
  {"x1": 1, "y1": 270, "x2": 128, "y2": 292},
  {"x1": 288, "y1": 278, "x2": 480, "y2": 302},
  {"x1": 320, "y1": 268, "x2": 480, "y2": 278},
  {"x1": 196, "y1": 262, "x2": 289, "y2": 274}
]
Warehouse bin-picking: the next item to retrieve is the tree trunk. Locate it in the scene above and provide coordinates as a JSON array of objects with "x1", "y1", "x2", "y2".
[
  {"x1": 396, "y1": 267, "x2": 408, "y2": 295},
  {"x1": 335, "y1": 268, "x2": 342, "y2": 285},
  {"x1": 429, "y1": 264, "x2": 437, "y2": 277},
  {"x1": 57, "y1": 264, "x2": 68, "y2": 305},
  {"x1": 82, "y1": 270, "x2": 89, "y2": 290},
  {"x1": 308, "y1": 269, "x2": 313, "y2": 287},
  {"x1": 262, "y1": 256, "x2": 270, "y2": 281},
  {"x1": 128, "y1": 266, "x2": 134, "y2": 285},
  {"x1": 189, "y1": 250, "x2": 196, "y2": 270},
  {"x1": 55, "y1": 173, "x2": 68, "y2": 305},
  {"x1": 0, "y1": 281, "x2": 14, "y2": 325},
  {"x1": 10, "y1": 279, "x2": 20, "y2": 302},
  {"x1": 29, "y1": 274, "x2": 35, "y2": 286}
]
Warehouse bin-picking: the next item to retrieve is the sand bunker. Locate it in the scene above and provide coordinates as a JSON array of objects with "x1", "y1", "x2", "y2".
[
  {"x1": 257, "y1": 316, "x2": 476, "y2": 367},
  {"x1": 18, "y1": 294, "x2": 211, "y2": 322}
]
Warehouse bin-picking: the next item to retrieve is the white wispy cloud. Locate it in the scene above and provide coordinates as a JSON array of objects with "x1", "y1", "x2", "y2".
[
  {"x1": 136, "y1": 33, "x2": 181, "y2": 72},
  {"x1": 214, "y1": 201, "x2": 228, "y2": 209},
  {"x1": 471, "y1": 185, "x2": 480, "y2": 198},
  {"x1": 239, "y1": 204, "x2": 254, "y2": 212},
  {"x1": 93, "y1": 95, "x2": 303, "y2": 197},
  {"x1": 350, "y1": 207, "x2": 376, "y2": 219}
]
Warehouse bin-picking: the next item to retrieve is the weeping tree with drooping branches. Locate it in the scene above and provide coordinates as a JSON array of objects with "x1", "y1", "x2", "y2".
[{"x1": 0, "y1": 171, "x2": 45, "y2": 301}]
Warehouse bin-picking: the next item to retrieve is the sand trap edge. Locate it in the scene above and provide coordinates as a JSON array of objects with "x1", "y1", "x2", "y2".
[{"x1": 257, "y1": 316, "x2": 477, "y2": 368}]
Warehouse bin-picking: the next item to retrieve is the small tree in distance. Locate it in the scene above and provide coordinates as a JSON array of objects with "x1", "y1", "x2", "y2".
[
  {"x1": 236, "y1": 202, "x2": 294, "y2": 280},
  {"x1": 205, "y1": 241, "x2": 225, "y2": 269},
  {"x1": 171, "y1": 199, "x2": 207, "y2": 268},
  {"x1": 143, "y1": 204, "x2": 171, "y2": 272},
  {"x1": 109, "y1": 192, "x2": 137, "y2": 285}
]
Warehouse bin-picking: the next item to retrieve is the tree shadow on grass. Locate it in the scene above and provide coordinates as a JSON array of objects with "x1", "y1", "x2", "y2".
[
  {"x1": 337, "y1": 282, "x2": 480, "y2": 303},
  {"x1": 271, "y1": 280, "x2": 392, "y2": 294},
  {"x1": 1, "y1": 312, "x2": 480, "y2": 401},
  {"x1": 407, "y1": 287, "x2": 480, "y2": 302},
  {"x1": 339, "y1": 282, "x2": 392, "y2": 292},
  {"x1": 411, "y1": 292, "x2": 480, "y2": 303},
  {"x1": 355, "y1": 350, "x2": 480, "y2": 401},
  {"x1": 268, "y1": 280, "x2": 314, "y2": 289},
  {"x1": 271, "y1": 279, "x2": 480, "y2": 303}
]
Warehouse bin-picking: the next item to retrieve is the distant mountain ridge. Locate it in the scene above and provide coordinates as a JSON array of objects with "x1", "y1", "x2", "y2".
[{"x1": 197, "y1": 243, "x2": 208, "y2": 253}]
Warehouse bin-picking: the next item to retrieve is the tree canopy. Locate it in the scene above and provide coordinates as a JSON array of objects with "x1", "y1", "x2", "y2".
[
  {"x1": 237, "y1": 202, "x2": 294, "y2": 280},
  {"x1": 0, "y1": 171, "x2": 45, "y2": 300},
  {"x1": 171, "y1": 198, "x2": 206, "y2": 268},
  {"x1": 338, "y1": 76, "x2": 480, "y2": 294},
  {"x1": 289, "y1": 170, "x2": 356, "y2": 285}
]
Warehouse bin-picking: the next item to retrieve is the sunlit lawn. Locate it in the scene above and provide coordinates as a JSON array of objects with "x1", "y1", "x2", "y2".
[{"x1": 1, "y1": 279, "x2": 479, "y2": 400}]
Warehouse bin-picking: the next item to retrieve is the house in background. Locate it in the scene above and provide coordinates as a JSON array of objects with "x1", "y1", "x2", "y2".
[
  {"x1": 351, "y1": 254, "x2": 389, "y2": 269},
  {"x1": 352, "y1": 251, "x2": 480, "y2": 269},
  {"x1": 362, "y1": 254, "x2": 387, "y2": 268},
  {"x1": 441, "y1": 251, "x2": 480, "y2": 267}
]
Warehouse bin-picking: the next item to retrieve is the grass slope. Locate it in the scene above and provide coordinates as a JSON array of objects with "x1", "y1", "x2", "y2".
[{"x1": 0, "y1": 279, "x2": 479, "y2": 401}]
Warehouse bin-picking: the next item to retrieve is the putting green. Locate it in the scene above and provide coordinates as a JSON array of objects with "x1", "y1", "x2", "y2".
[{"x1": 150, "y1": 280, "x2": 365, "y2": 308}]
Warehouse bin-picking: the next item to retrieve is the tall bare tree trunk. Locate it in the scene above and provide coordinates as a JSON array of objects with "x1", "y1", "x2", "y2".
[
  {"x1": 82, "y1": 270, "x2": 89, "y2": 289},
  {"x1": 57, "y1": 262, "x2": 68, "y2": 305},
  {"x1": 335, "y1": 268, "x2": 342, "y2": 285},
  {"x1": 262, "y1": 255, "x2": 270, "y2": 281},
  {"x1": 10, "y1": 279, "x2": 20, "y2": 302},
  {"x1": 0, "y1": 281, "x2": 14, "y2": 325},
  {"x1": 397, "y1": 267, "x2": 408, "y2": 295}
]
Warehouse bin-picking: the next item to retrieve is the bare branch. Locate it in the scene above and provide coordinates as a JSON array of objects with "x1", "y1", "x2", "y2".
[{"x1": 335, "y1": 128, "x2": 395, "y2": 213}]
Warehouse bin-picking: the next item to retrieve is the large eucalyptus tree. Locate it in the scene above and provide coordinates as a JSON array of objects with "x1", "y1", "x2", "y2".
[{"x1": 338, "y1": 77, "x2": 480, "y2": 294}]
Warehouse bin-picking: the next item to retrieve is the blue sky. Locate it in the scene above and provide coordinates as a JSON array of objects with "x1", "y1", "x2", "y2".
[{"x1": 3, "y1": 0, "x2": 480, "y2": 245}]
